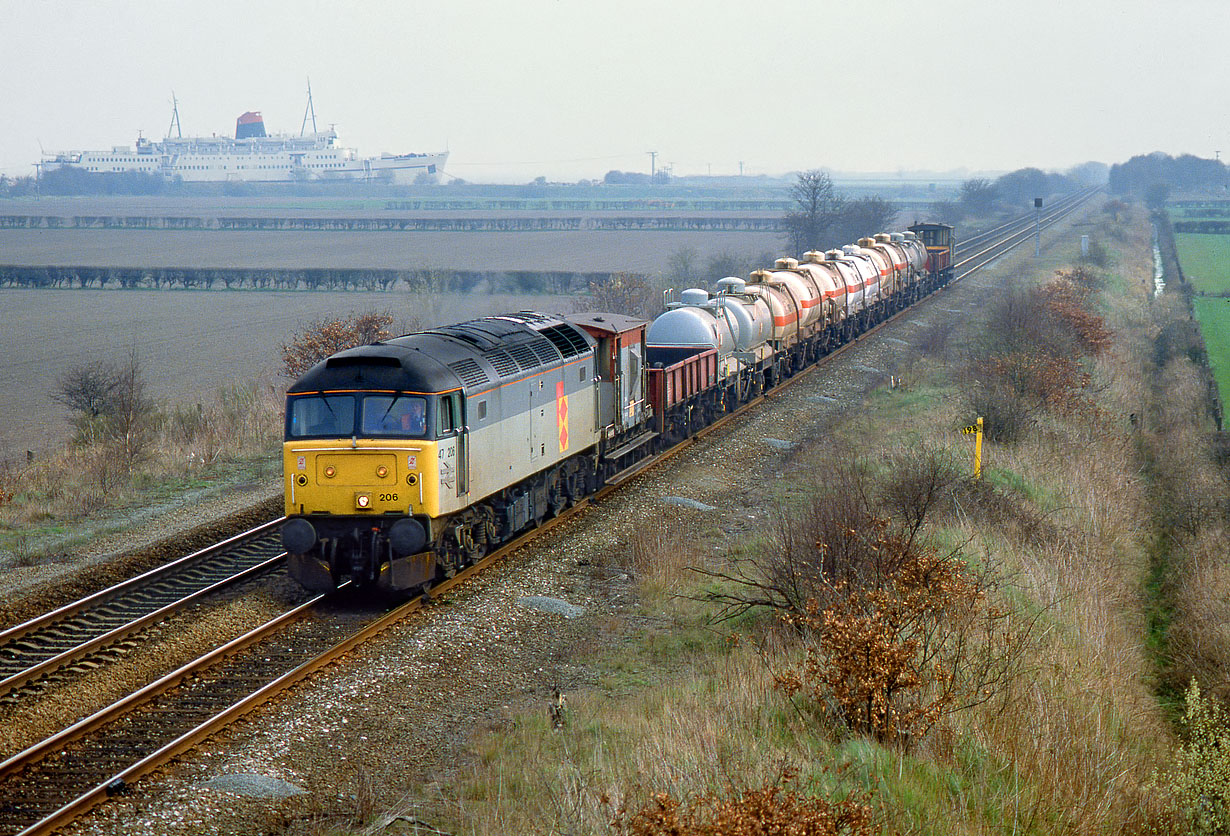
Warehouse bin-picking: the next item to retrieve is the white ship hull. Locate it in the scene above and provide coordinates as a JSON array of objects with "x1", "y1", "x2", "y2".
[{"x1": 39, "y1": 103, "x2": 448, "y2": 186}]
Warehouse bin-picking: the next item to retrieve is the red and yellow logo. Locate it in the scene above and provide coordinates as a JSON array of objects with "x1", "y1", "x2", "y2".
[{"x1": 556, "y1": 380, "x2": 569, "y2": 452}]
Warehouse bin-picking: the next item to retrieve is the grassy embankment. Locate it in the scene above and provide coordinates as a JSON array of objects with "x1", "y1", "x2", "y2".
[
  {"x1": 1175, "y1": 232, "x2": 1230, "y2": 399},
  {"x1": 0, "y1": 380, "x2": 284, "y2": 562},
  {"x1": 397, "y1": 202, "x2": 1230, "y2": 835}
]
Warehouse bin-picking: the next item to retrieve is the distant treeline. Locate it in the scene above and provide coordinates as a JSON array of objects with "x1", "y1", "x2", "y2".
[
  {"x1": 1109, "y1": 153, "x2": 1227, "y2": 201},
  {"x1": 0, "y1": 214, "x2": 784, "y2": 233},
  {"x1": 925, "y1": 163, "x2": 1108, "y2": 225},
  {"x1": 3, "y1": 168, "x2": 171, "y2": 196},
  {"x1": 0, "y1": 265, "x2": 619, "y2": 294},
  {"x1": 383, "y1": 198, "x2": 794, "y2": 212},
  {"x1": 1173, "y1": 220, "x2": 1230, "y2": 235}
]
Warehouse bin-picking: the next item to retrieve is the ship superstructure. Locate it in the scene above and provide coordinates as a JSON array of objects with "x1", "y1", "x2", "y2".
[{"x1": 39, "y1": 89, "x2": 447, "y2": 185}]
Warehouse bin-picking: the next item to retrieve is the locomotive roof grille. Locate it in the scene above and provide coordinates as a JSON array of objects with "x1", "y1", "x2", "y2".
[
  {"x1": 485, "y1": 349, "x2": 519, "y2": 377},
  {"x1": 448, "y1": 358, "x2": 491, "y2": 388},
  {"x1": 427, "y1": 317, "x2": 531, "y2": 350},
  {"x1": 531, "y1": 339, "x2": 561, "y2": 364},
  {"x1": 508, "y1": 343, "x2": 540, "y2": 371},
  {"x1": 539, "y1": 323, "x2": 591, "y2": 358}
]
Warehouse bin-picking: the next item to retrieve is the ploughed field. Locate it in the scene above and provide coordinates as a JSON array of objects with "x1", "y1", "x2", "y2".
[
  {"x1": 0, "y1": 228, "x2": 779, "y2": 273},
  {"x1": 0, "y1": 289, "x2": 572, "y2": 458}
]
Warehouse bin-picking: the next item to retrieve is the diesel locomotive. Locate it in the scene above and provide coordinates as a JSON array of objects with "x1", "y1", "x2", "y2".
[{"x1": 280, "y1": 222, "x2": 955, "y2": 593}]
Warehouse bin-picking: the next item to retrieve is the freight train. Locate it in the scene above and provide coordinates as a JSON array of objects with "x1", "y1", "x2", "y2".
[{"x1": 280, "y1": 222, "x2": 956, "y2": 593}]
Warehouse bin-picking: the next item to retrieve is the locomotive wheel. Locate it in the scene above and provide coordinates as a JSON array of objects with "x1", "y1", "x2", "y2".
[
  {"x1": 547, "y1": 468, "x2": 568, "y2": 517},
  {"x1": 461, "y1": 524, "x2": 486, "y2": 562},
  {"x1": 563, "y1": 466, "x2": 585, "y2": 504}
]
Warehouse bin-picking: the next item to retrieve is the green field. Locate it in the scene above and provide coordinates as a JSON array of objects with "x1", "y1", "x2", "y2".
[
  {"x1": 1175, "y1": 233, "x2": 1230, "y2": 293},
  {"x1": 1193, "y1": 297, "x2": 1230, "y2": 399}
]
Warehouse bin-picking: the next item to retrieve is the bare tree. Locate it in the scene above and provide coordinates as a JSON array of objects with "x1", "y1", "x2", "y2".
[
  {"x1": 784, "y1": 169, "x2": 845, "y2": 254},
  {"x1": 959, "y1": 178, "x2": 998, "y2": 215},
  {"x1": 107, "y1": 348, "x2": 155, "y2": 471},
  {"x1": 54, "y1": 364, "x2": 120, "y2": 418},
  {"x1": 585, "y1": 272, "x2": 658, "y2": 319},
  {"x1": 281, "y1": 311, "x2": 395, "y2": 379},
  {"x1": 54, "y1": 349, "x2": 155, "y2": 478},
  {"x1": 828, "y1": 195, "x2": 899, "y2": 243},
  {"x1": 665, "y1": 246, "x2": 699, "y2": 288}
]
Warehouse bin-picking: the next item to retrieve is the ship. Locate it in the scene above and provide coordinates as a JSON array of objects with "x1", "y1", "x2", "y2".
[{"x1": 37, "y1": 86, "x2": 448, "y2": 186}]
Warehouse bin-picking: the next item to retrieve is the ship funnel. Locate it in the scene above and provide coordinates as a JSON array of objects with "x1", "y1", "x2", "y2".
[{"x1": 236, "y1": 111, "x2": 267, "y2": 140}]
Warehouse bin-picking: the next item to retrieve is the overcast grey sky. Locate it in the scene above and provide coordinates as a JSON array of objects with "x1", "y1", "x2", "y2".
[{"x1": 0, "y1": 0, "x2": 1222, "y2": 183}]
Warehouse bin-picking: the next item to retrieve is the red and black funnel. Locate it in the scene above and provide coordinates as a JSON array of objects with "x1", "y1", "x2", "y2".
[{"x1": 235, "y1": 111, "x2": 266, "y2": 139}]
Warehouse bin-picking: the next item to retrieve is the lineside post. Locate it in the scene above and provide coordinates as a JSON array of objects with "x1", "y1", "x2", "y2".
[
  {"x1": 961, "y1": 416, "x2": 984, "y2": 479},
  {"x1": 975, "y1": 416, "x2": 983, "y2": 479},
  {"x1": 1034, "y1": 197, "x2": 1043, "y2": 257}
]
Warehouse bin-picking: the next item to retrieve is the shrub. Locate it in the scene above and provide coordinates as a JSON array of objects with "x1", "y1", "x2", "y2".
[
  {"x1": 770, "y1": 519, "x2": 1024, "y2": 745},
  {"x1": 1151, "y1": 679, "x2": 1230, "y2": 834},
  {"x1": 280, "y1": 311, "x2": 394, "y2": 378},
  {"x1": 698, "y1": 460, "x2": 1030, "y2": 747},
  {"x1": 1040, "y1": 277, "x2": 1112, "y2": 355},
  {"x1": 52, "y1": 350, "x2": 155, "y2": 478},
  {"x1": 967, "y1": 271, "x2": 1112, "y2": 441},
  {"x1": 586, "y1": 272, "x2": 661, "y2": 319},
  {"x1": 610, "y1": 769, "x2": 874, "y2": 836}
]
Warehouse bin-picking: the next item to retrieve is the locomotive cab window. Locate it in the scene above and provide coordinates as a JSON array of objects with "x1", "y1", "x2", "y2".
[
  {"x1": 361, "y1": 394, "x2": 427, "y2": 437},
  {"x1": 438, "y1": 392, "x2": 462, "y2": 434},
  {"x1": 288, "y1": 395, "x2": 355, "y2": 438}
]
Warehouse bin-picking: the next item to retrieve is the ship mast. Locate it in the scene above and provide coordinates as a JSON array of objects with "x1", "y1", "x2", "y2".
[
  {"x1": 167, "y1": 93, "x2": 182, "y2": 139},
  {"x1": 301, "y1": 80, "x2": 318, "y2": 136}
]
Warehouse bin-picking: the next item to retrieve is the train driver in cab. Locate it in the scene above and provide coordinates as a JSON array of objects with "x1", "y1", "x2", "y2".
[{"x1": 362, "y1": 394, "x2": 427, "y2": 437}]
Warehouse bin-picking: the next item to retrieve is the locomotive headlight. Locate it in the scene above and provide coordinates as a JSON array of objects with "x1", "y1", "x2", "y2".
[
  {"x1": 376, "y1": 465, "x2": 389, "y2": 478},
  {"x1": 355, "y1": 492, "x2": 372, "y2": 509},
  {"x1": 324, "y1": 466, "x2": 336, "y2": 478}
]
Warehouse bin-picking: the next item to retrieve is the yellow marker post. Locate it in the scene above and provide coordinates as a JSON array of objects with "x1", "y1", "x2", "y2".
[
  {"x1": 961, "y1": 416, "x2": 984, "y2": 479},
  {"x1": 974, "y1": 416, "x2": 983, "y2": 479}
]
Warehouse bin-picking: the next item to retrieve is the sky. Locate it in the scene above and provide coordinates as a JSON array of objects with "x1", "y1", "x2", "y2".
[{"x1": 1, "y1": 0, "x2": 1225, "y2": 184}]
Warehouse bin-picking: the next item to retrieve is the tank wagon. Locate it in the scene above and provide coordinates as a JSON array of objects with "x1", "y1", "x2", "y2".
[{"x1": 281, "y1": 223, "x2": 954, "y2": 593}]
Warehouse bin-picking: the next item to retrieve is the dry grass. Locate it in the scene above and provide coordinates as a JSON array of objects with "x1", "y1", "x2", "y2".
[{"x1": 0, "y1": 378, "x2": 283, "y2": 552}]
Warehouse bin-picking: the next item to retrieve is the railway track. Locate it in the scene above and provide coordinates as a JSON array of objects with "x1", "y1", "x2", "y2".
[
  {"x1": 0, "y1": 520, "x2": 287, "y2": 700},
  {"x1": 0, "y1": 188, "x2": 1101, "y2": 835}
]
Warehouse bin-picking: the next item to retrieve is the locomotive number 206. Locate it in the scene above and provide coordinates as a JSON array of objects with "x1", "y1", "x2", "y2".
[{"x1": 379, "y1": 493, "x2": 399, "y2": 502}]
